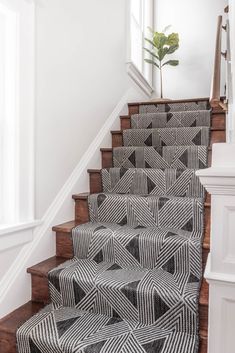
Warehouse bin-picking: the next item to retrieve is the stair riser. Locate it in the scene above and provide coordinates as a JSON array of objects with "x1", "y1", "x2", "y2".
[
  {"x1": 31, "y1": 276, "x2": 49, "y2": 304},
  {"x1": 0, "y1": 302, "x2": 44, "y2": 353},
  {"x1": 74, "y1": 196, "x2": 211, "y2": 242},
  {"x1": 199, "y1": 337, "x2": 207, "y2": 353},
  {"x1": 89, "y1": 171, "x2": 102, "y2": 194},
  {"x1": 0, "y1": 332, "x2": 16, "y2": 353},
  {"x1": 56, "y1": 229, "x2": 209, "y2": 263},
  {"x1": 101, "y1": 149, "x2": 213, "y2": 169},
  {"x1": 112, "y1": 129, "x2": 226, "y2": 148},
  {"x1": 29, "y1": 272, "x2": 208, "y2": 334},
  {"x1": 120, "y1": 113, "x2": 226, "y2": 130},
  {"x1": 1, "y1": 331, "x2": 207, "y2": 353},
  {"x1": 128, "y1": 101, "x2": 221, "y2": 116},
  {"x1": 88, "y1": 169, "x2": 211, "y2": 201}
]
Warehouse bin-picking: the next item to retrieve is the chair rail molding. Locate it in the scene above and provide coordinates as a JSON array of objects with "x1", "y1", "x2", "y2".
[{"x1": 196, "y1": 143, "x2": 235, "y2": 353}]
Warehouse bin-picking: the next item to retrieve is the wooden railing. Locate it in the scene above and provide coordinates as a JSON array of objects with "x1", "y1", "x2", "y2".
[
  {"x1": 210, "y1": 6, "x2": 230, "y2": 110},
  {"x1": 210, "y1": 15, "x2": 223, "y2": 108}
]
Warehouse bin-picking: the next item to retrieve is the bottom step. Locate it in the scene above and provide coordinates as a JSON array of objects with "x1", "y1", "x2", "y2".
[
  {"x1": 0, "y1": 301, "x2": 44, "y2": 353},
  {"x1": 17, "y1": 305, "x2": 206, "y2": 353},
  {"x1": 0, "y1": 302, "x2": 208, "y2": 353}
]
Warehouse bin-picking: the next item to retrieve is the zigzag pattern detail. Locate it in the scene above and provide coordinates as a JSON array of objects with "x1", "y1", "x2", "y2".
[
  {"x1": 131, "y1": 110, "x2": 211, "y2": 129},
  {"x1": 17, "y1": 100, "x2": 210, "y2": 353}
]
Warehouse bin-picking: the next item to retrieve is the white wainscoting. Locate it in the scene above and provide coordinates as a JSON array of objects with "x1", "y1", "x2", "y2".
[{"x1": 197, "y1": 143, "x2": 235, "y2": 353}]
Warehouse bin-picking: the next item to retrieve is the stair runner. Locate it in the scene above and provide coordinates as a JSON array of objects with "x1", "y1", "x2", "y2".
[{"x1": 17, "y1": 101, "x2": 210, "y2": 353}]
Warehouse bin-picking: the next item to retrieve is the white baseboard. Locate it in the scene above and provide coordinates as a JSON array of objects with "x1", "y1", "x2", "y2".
[{"x1": 0, "y1": 87, "x2": 147, "y2": 318}]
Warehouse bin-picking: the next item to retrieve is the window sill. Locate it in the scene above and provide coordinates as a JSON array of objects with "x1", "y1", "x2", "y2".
[
  {"x1": 0, "y1": 220, "x2": 41, "y2": 236},
  {"x1": 0, "y1": 220, "x2": 42, "y2": 251},
  {"x1": 126, "y1": 62, "x2": 154, "y2": 98}
]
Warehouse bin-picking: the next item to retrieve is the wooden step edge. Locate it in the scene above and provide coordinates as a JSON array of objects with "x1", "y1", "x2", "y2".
[
  {"x1": 87, "y1": 169, "x2": 101, "y2": 174},
  {"x1": 52, "y1": 220, "x2": 81, "y2": 232},
  {"x1": 27, "y1": 257, "x2": 209, "y2": 308},
  {"x1": 27, "y1": 256, "x2": 66, "y2": 278},
  {"x1": 0, "y1": 301, "x2": 44, "y2": 335},
  {"x1": 52, "y1": 219, "x2": 210, "y2": 252},
  {"x1": 121, "y1": 112, "x2": 225, "y2": 119},
  {"x1": 211, "y1": 109, "x2": 226, "y2": 115},
  {"x1": 200, "y1": 329, "x2": 208, "y2": 339},
  {"x1": 72, "y1": 192, "x2": 90, "y2": 201},
  {"x1": 101, "y1": 147, "x2": 213, "y2": 152},
  {"x1": 128, "y1": 98, "x2": 210, "y2": 106},
  {"x1": 120, "y1": 115, "x2": 130, "y2": 119},
  {"x1": 72, "y1": 192, "x2": 211, "y2": 209},
  {"x1": 112, "y1": 127, "x2": 225, "y2": 134},
  {"x1": 0, "y1": 301, "x2": 208, "y2": 342}
]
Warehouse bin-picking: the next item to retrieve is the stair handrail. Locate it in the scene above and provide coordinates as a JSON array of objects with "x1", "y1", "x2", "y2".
[{"x1": 210, "y1": 15, "x2": 223, "y2": 108}]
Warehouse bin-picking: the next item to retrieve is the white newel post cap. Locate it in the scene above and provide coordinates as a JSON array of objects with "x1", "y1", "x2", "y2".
[{"x1": 196, "y1": 143, "x2": 235, "y2": 195}]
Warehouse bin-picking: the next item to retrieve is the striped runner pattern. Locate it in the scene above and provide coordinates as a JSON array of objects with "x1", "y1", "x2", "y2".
[
  {"x1": 17, "y1": 101, "x2": 210, "y2": 353},
  {"x1": 131, "y1": 110, "x2": 211, "y2": 129}
]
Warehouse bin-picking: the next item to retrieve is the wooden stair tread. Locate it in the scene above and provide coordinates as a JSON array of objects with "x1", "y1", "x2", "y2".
[
  {"x1": 72, "y1": 192, "x2": 211, "y2": 208},
  {"x1": 52, "y1": 219, "x2": 210, "y2": 251},
  {"x1": 52, "y1": 220, "x2": 80, "y2": 232},
  {"x1": 101, "y1": 147, "x2": 213, "y2": 151},
  {"x1": 0, "y1": 301, "x2": 44, "y2": 335},
  {"x1": 72, "y1": 192, "x2": 89, "y2": 200},
  {"x1": 200, "y1": 329, "x2": 208, "y2": 339},
  {"x1": 128, "y1": 97, "x2": 210, "y2": 106},
  {"x1": 120, "y1": 111, "x2": 225, "y2": 119},
  {"x1": 27, "y1": 256, "x2": 209, "y2": 307},
  {"x1": 27, "y1": 256, "x2": 66, "y2": 277},
  {"x1": 111, "y1": 127, "x2": 225, "y2": 133}
]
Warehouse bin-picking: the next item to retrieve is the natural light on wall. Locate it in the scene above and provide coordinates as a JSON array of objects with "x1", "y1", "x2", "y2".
[
  {"x1": 129, "y1": 0, "x2": 154, "y2": 86},
  {"x1": 0, "y1": 0, "x2": 35, "y2": 229},
  {"x1": 0, "y1": 3, "x2": 19, "y2": 225}
]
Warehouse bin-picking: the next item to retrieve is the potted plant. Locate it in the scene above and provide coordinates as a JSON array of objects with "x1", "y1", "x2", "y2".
[{"x1": 144, "y1": 27, "x2": 179, "y2": 99}]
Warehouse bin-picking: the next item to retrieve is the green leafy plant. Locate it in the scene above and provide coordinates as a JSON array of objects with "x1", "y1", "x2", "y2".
[{"x1": 144, "y1": 26, "x2": 179, "y2": 98}]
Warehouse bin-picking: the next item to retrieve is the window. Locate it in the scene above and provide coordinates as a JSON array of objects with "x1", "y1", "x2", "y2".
[
  {"x1": 128, "y1": 0, "x2": 154, "y2": 87},
  {"x1": 0, "y1": 0, "x2": 35, "y2": 227}
]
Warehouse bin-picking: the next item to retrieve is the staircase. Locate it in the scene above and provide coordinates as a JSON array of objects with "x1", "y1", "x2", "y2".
[{"x1": 0, "y1": 98, "x2": 226, "y2": 353}]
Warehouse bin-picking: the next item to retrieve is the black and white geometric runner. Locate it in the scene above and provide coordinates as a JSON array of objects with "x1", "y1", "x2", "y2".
[
  {"x1": 17, "y1": 102, "x2": 209, "y2": 353},
  {"x1": 131, "y1": 110, "x2": 211, "y2": 129}
]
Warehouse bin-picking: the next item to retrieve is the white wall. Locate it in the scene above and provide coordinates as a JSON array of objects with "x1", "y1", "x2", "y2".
[
  {"x1": 35, "y1": 0, "x2": 132, "y2": 218},
  {"x1": 153, "y1": 0, "x2": 228, "y2": 99},
  {"x1": 0, "y1": 0, "x2": 149, "y2": 317}
]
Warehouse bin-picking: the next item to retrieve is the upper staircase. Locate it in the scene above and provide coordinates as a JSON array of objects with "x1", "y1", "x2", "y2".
[{"x1": 0, "y1": 98, "x2": 226, "y2": 353}]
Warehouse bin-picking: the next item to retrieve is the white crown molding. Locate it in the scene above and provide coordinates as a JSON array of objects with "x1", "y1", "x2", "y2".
[{"x1": 126, "y1": 62, "x2": 154, "y2": 98}]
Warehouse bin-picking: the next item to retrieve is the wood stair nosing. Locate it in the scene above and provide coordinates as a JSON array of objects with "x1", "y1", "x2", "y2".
[
  {"x1": 87, "y1": 168, "x2": 211, "y2": 201},
  {"x1": 71, "y1": 192, "x2": 211, "y2": 249},
  {"x1": 26, "y1": 254, "x2": 209, "y2": 336},
  {"x1": 0, "y1": 302, "x2": 208, "y2": 353},
  {"x1": 127, "y1": 100, "x2": 226, "y2": 116},
  {"x1": 111, "y1": 129, "x2": 226, "y2": 148},
  {"x1": 100, "y1": 147, "x2": 213, "y2": 169},
  {"x1": 120, "y1": 111, "x2": 226, "y2": 131},
  {"x1": 0, "y1": 301, "x2": 44, "y2": 353},
  {"x1": 53, "y1": 215, "x2": 210, "y2": 266}
]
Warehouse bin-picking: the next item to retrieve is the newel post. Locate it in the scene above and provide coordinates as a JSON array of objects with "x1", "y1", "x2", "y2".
[{"x1": 196, "y1": 143, "x2": 235, "y2": 353}]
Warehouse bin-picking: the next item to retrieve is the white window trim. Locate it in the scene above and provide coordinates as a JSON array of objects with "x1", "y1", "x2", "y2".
[
  {"x1": 0, "y1": 0, "x2": 39, "y2": 235},
  {"x1": 126, "y1": 0, "x2": 154, "y2": 97},
  {"x1": 126, "y1": 61, "x2": 153, "y2": 97}
]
